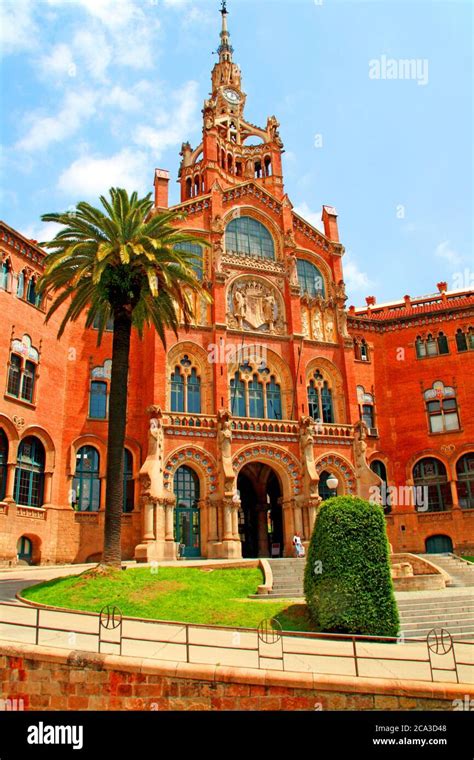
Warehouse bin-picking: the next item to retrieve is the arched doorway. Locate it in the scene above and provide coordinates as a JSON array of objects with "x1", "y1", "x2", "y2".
[
  {"x1": 236, "y1": 463, "x2": 283, "y2": 557},
  {"x1": 425, "y1": 535, "x2": 453, "y2": 554},
  {"x1": 174, "y1": 465, "x2": 201, "y2": 558},
  {"x1": 17, "y1": 536, "x2": 33, "y2": 564}
]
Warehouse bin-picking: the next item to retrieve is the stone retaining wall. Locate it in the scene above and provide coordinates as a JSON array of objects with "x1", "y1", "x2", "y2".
[{"x1": 1, "y1": 642, "x2": 471, "y2": 711}]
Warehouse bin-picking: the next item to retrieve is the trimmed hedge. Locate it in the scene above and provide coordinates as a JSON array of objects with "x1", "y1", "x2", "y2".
[{"x1": 304, "y1": 495, "x2": 400, "y2": 637}]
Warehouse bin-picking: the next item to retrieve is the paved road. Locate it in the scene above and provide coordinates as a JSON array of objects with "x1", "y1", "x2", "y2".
[{"x1": 0, "y1": 564, "x2": 92, "y2": 603}]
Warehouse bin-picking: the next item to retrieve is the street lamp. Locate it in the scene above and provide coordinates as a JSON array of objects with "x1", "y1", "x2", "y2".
[{"x1": 326, "y1": 475, "x2": 339, "y2": 496}]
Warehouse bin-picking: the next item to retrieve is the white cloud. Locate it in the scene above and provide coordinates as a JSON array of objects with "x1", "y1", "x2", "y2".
[
  {"x1": 343, "y1": 253, "x2": 374, "y2": 293},
  {"x1": 72, "y1": 28, "x2": 112, "y2": 81},
  {"x1": 57, "y1": 148, "x2": 150, "y2": 198},
  {"x1": 104, "y1": 85, "x2": 144, "y2": 112},
  {"x1": 20, "y1": 221, "x2": 64, "y2": 244},
  {"x1": 293, "y1": 202, "x2": 324, "y2": 233},
  {"x1": 435, "y1": 240, "x2": 462, "y2": 267},
  {"x1": 15, "y1": 89, "x2": 97, "y2": 151},
  {"x1": 0, "y1": 0, "x2": 38, "y2": 57},
  {"x1": 134, "y1": 80, "x2": 200, "y2": 156},
  {"x1": 38, "y1": 43, "x2": 76, "y2": 79}
]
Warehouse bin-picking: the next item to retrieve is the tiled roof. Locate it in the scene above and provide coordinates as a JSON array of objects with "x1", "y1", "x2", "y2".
[{"x1": 351, "y1": 291, "x2": 474, "y2": 321}]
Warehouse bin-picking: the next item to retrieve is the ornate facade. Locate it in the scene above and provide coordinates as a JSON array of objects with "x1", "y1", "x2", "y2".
[{"x1": 0, "y1": 6, "x2": 473, "y2": 565}]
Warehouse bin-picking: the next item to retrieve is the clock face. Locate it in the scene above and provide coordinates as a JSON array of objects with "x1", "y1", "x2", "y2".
[{"x1": 223, "y1": 88, "x2": 241, "y2": 104}]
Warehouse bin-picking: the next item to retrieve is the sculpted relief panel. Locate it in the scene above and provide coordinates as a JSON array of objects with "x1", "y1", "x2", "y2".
[{"x1": 227, "y1": 277, "x2": 285, "y2": 334}]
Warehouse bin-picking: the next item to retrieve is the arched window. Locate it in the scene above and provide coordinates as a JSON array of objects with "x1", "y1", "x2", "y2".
[
  {"x1": 174, "y1": 465, "x2": 201, "y2": 557},
  {"x1": 1, "y1": 260, "x2": 11, "y2": 291},
  {"x1": 225, "y1": 217, "x2": 275, "y2": 260},
  {"x1": 355, "y1": 338, "x2": 369, "y2": 361},
  {"x1": 7, "y1": 344, "x2": 38, "y2": 403},
  {"x1": 90, "y1": 361, "x2": 111, "y2": 419},
  {"x1": 437, "y1": 332, "x2": 449, "y2": 355},
  {"x1": 357, "y1": 385, "x2": 375, "y2": 432},
  {"x1": 456, "y1": 327, "x2": 474, "y2": 352},
  {"x1": 456, "y1": 453, "x2": 474, "y2": 509},
  {"x1": 14, "y1": 437, "x2": 45, "y2": 508},
  {"x1": 171, "y1": 368, "x2": 185, "y2": 412},
  {"x1": 123, "y1": 449, "x2": 134, "y2": 512},
  {"x1": 170, "y1": 357, "x2": 201, "y2": 414},
  {"x1": 73, "y1": 446, "x2": 100, "y2": 512},
  {"x1": 0, "y1": 429, "x2": 8, "y2": 501},
  {"x1": 424, "y1": 382, "x2": 459, "y2": 433},
  {"x1": 174, "y1": 242, "x2": 203, "y2": 280},
  {"x1": 26, "y1": 277, "x2": 41, "y2": 307},
  {"x1": 185, "y1": 177, "x2": 192, "y2": 199},
  {"x1": 89, "y1": 381, "x2": 108, "y2": 419},
  {"x1": 296, "y1": 259, "x2": 325, "y2": 297},
  {"x1": 7, "y1": 354, "x2": 21, "y2": 397},
  {"x1": 266, "y1": 376, "x2": 282, "y2": 420},
  {"x1": 230, "y1": 372, "x2": 246, "y2": 417},
  {"x1": 187, "y1": 368, "x2": 201, "y2": 414},
  {"x1": 92, "y1": 313, "x2": 114, "y2": 331},
  {"x1": 307, "y1": 371, "x2": 334, "y2": 423},
  {"x1": 264, "y1": 156, "x2": 272, "y2": 176},
  {"x1": 16, "y1": 271, "x2": 25, "y2": 298},
  {"x1": 248, "y1": 374, "x2": 264, "y2": 418},
  {"x1": 415, "y1": 336, "x2": 426, "y2": 358},
  {"x1": 413, "y1": 457, "x2": 452, "y2": 512}
]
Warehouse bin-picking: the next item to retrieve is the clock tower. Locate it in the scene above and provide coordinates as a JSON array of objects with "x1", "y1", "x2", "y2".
[{"x1": 178, "y1": 0, "x2": 285, "y2": 201}]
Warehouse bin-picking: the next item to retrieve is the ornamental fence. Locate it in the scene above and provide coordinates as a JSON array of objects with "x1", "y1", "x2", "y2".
[{"x1": 0, "y1": 601, "x2": 472, "y2": 685}]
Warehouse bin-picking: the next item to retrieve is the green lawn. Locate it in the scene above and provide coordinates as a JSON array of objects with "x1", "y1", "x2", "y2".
[
  {"x1": 21, "y1": 566, "x2": 314, "y2": 632},
  {"x1": 462, "y1": 556, "x2": 474, "y2": 563}
]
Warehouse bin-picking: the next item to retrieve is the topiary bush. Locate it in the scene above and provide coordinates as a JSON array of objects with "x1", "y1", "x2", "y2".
[{"x1": 304, "y1": 495, "x2": 399, "y2": 637}]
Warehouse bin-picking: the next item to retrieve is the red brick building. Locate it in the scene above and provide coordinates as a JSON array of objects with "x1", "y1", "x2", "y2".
[{"x1": 0, "y1": 6, "x2": 473, "y2": 565}]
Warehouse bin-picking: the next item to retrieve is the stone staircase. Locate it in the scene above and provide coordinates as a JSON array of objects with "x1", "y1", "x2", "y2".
[
  {"x1": 266, "y1": 558, "x2": 305, "y2": 598},
  {"x1": 416, "y1": 553, "x2": 474, "y2": 587},
  {"x1": 398, "y1": 594, "x2": 474, "y2": 641}
]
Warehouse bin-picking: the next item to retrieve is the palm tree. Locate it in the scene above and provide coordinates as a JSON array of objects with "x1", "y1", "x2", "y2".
[{"x1": 37, "y1": 187, "x2": 210, "y2": 569}]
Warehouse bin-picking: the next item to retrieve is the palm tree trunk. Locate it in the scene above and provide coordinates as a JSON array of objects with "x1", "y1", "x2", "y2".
[{"x1": 102, "y1": 310, "x2": 132, "y2": 568}]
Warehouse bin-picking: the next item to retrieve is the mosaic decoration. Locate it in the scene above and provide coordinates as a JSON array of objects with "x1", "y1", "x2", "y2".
[
  {"x1": 315, "y1": 455, "x2": 356, "y2": 495},
  {"x1": 232, "y1": 445, "x2": 302, "y2": 495},
  {"x1": 163, "y1": 447, "x2": 218, "y2": 494}
]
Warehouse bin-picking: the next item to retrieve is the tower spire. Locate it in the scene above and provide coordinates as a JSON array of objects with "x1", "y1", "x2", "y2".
[{"x1": 218, "y1": 0, "x2": 233, "y2": 62}]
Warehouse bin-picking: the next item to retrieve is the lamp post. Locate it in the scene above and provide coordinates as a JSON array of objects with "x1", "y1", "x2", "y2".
[{"x1": 326, "y1": 475, "x2": 339, "y2": 497}]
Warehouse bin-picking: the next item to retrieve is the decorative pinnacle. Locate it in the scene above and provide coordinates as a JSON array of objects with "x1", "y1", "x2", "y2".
[{"x1": 218, "y1": 0, "x2": 233, "y2": 61}]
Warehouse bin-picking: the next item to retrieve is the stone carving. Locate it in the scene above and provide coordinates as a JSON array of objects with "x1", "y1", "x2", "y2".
[
  {"x1": 286, "y1": 253, "x2": 299, "y2": 287},
  {"x1": 324, "y1": 312, "x2": 335, "y2": 342},
  {"x1": 203, "y1": 101, "x2": 216, "y2": 130},
  {"x1": 299, "y1": 416, "x2": 319, "y2": 498},
  {"x1": 227, "y1": 279, "x2": 283, "y2": 334},
  {"x1": 311, "y1": 310, "x2": 323, "y2": 341},
  {"x1": 217, "y1": 409, "x2": 235, "y2": 496},
  {"x1": 211, "y1": 215, "x2": 225, "y2": 234},
  {"x1": 139, "y1": 410, "x2": 165, "y2": 501},
  {"x1": 267, "y1": 115, "x2": 283, "y2": 147},
  {"x1": 301, "y1": 308, "x2": 310, "y2": 337},
  {"x1": 284, "y1": 230, "x2": 297, "y2": 250},
  {"x1": 213, "y1": 238, "x2": 224, "y2": 272}
]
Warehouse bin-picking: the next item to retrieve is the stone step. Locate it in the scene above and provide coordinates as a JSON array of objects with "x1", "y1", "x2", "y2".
[
  {"x1": 400, "y1": 616, "x2": 474, "y2": 630},
  {"x1": 397, "y1": 596, "x2": 474, "y2": 608},
  {"x1": 399, "y1": 610, "x2": 474, "y2": 623}
]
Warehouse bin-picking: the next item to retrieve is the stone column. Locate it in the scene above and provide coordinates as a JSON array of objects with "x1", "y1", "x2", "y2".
[
  {"x1": 43, "y1": 472, "x2": 53, "y2": 506},
  {"x1": 223, "y1": 498, "x2": 233, "y2": 540},
  {"x1": 450, "y1": 480, "x2": 459, "y2": 509},
  {"x1": 3, "y1": 463, "x2": 16, "y2": 503},
  {"x1": 208, "y1": 496, "x2": 218, "y2": 541},
  {"x1": 142, "y1": 499, "x2": 155, "y2": 541},
  {"x1": 282, "y1": 498, "x2": 295, "y2": 557},
  {"x1": 257, "y1": 504, "x2": 269, "y2": 557},
  {"x1": 164, "y1": 500, "x2": 174, "y2": 540},
  {"x1": 293, "y1": 504, "x2": 303, "y2": 535},
  {"x1": 221, "y1": 497, "x2": 242, "y2": 558}
]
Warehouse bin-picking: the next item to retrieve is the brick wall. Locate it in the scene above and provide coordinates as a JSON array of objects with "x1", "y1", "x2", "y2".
[{"x1": 1, "y1": 642, "x2": 470, "y2": 712}]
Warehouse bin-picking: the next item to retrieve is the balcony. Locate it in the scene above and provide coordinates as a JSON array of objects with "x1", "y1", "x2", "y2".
[{"x1": 164, "y1": 414, "x2": 354, "y2": 444}]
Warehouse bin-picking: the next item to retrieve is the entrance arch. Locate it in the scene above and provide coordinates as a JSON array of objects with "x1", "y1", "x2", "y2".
[
  {"x1": 425, "y1": 534, "x2": 453, "y2": 554},
  {"x1": 237, "y1": 462, "x2": 283, "y2": 558}
]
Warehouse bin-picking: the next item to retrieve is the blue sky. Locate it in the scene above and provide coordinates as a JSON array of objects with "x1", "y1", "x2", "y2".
[{"x1": 0, "y1": 0, "x2": 472, "y2": 305}]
